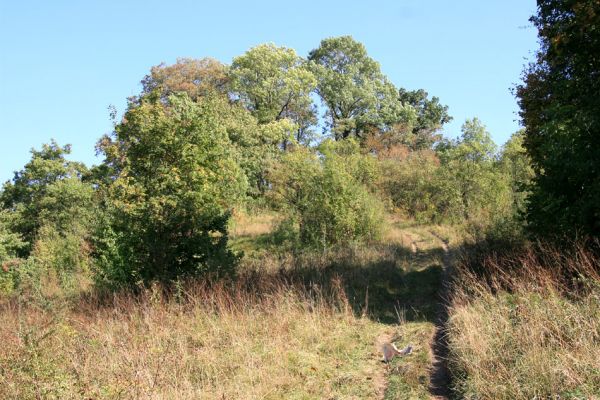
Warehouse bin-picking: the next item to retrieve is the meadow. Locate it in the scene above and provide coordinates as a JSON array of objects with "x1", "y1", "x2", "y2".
[
  {"x1": 2, "y1": 5, "x2": 600, "y2": 396},
  {"x1": 1, "y1": 213, "x2": 454, "y2": 399}
]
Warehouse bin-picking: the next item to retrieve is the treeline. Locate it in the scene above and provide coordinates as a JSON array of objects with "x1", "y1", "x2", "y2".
[{"x1": 1, "y1": 36, "x2": 531, "y2": 294}]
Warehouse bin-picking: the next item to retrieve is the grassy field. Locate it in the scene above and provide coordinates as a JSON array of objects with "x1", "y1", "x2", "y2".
[
  {"x1": 447, "y1": 242, "x2": 600, "y2": 399},
  {"x1": 0, "y1": 212, "x2": 452, "y2": 399},
  {"x1": 3, "y1": 212, "x2": 598, "y2": 399}
]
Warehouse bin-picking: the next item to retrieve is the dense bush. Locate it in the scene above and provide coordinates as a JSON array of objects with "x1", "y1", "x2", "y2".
[
  {"x1": 0, "y1": 144, "x2": 95, "y2": 298},
  {"x1": 0, "y1": 210, "x2": 25, "y2": 295},
  {"x1": 269, "y1": 140, "x2": 385, "y2": 249},
  {"x1": 0, "y1": 141, "x2": 90, "y2": 256},
  {"x1": 0, "y1": 36, "x2": 534, "y2": 296},
  {"x1": 94, "y1": 93, "x2": 247, "y2": 286},
  {"x1": 377, "y1": 147, "x2": 444, "y2": 221},
  {"x1": 517, "y1": 0, "x2": 600, "y2": 238},
  {"x1": 374, "y1": 119, "x2": 528, "y2": 240}
]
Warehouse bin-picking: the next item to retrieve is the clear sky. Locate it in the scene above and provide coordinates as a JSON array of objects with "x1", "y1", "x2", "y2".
[{"x1": 0, "y1": 0, "x2": 538, "y2": 183}]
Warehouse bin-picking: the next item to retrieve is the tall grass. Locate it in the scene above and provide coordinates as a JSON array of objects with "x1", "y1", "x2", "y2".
[
  {"x1": 448, "y1": 241, "x2": 600, "y2": 399},
  {"x1": 0, "y1": 213, "x2": 452, "y2": 399},
  {"x1": 0, "y1": 271, "x2": 389, "y2": 399}
]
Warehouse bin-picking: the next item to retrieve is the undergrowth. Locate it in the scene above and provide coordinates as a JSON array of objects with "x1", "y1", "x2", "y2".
[{"x1": 448, "y1": 241, "x2": 600, "y2": 399}]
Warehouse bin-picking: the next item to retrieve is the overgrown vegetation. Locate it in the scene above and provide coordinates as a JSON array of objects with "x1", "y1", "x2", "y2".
[
  {"x1": 2, "y1": 1, "x2": 600, "y2": 396},
  {"x1": 517, "y1": 0, "x2": 600, "y2": 238},
  {"x1": 448, "y1": 241, "x2": 600, "y2": 399},
  {"x1": 1, "y1": 35, "x2": 530, "y2": 292}
]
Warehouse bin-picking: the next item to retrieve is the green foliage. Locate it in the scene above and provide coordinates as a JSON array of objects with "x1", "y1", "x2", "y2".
[
  {"x1": 376, "y1": 118, "x2": 530, "y2": 240},
  {"x1": 516, "y1": 0, "x2": 600, "y2": 237},
  {"x1": 0, "y1": 142, "x2": 95, "y2": 298},
  {"x1": 230, "y1": 43, "x2": 317, "y2": 144},
  {"x1": 213, "y1": 96, "x2": 294, "y2": 196},
  {"x1": 0, "y1": 210, "x2": 26, "y2": 295},
  {"x1": 0, "y1": 209, "x2": 25, "y2": 263},
  {"x1": 308, "y1": 36, "x2": 416, "y2": 140},
  {"x1": 130, "y1": 57, "x2": 295, "y2": 197},
  {"x1": 499, "y1": 131, "x2": 534, "y2": 219},
  {"x1": 28, "y1": 178, "x2": 95, "y2": 296},
  {"x1": 0, "y1": 141, "x2": 89, "y2": 255},
  {"x1": 436, "y1": 119, "x2": 511, "y2": 229},
  {"x1": 269, "y1": 141, "x2": 385, "y2": 248},
  {"x1": 317, "y1": 139, "x2": 379, "y2": 190},
  {"x1": 96, "y1": 93, "x2": 247, "y2": 285},
  {"x1": 378, "y1": 148, "x2": 444, "y2": 222},
  {"x1": 397, "y1": 88, "x2": 452, "y2": 149}
]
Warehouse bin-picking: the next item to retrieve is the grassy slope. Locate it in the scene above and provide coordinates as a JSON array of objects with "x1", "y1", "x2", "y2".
[
  {"x1": 447, "y1": 243, "x2": 600, "y2": 399},
  {"x1": 1, "y1": 288, "x2": 387, "y2": 399},
  {"x1": 0, "y1": 212, "x2": 451, "y2": 399},
  {"x1": 231, "y1": 213, "x2": 455, "y2": 399}
]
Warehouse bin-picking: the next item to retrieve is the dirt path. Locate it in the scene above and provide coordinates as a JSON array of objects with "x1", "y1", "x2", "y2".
[
  {"x1": 376, "y1": 226, "x2": 454, "y2": 399},
  {"x1": 428, "y1": 232, "x2": 452, "y2": 399}
]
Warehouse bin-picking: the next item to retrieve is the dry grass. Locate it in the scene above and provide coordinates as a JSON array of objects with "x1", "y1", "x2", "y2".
[
  {"x1": 229, "y1": 210, "x2": 280, "y2": 238},
  {"x1": 448, "y1": 241, "x2": 600, "y2": 399},
  {"x1": 383, "y1": 321, "x2": 436, "y2": 399},
  {"x1": 0, "y1": 275, "x2": 388, "y2": 399},
  {"x1": 0, "y1": 212, "x2": 453, "y2": 399}
]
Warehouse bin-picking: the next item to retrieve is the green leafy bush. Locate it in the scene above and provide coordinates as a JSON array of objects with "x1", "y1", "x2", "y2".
[
  {"x1": 377, "y1": 148, "x2": 444, "y2": 221},
  {"x1": 269, "y1": 141, "x2": 385, "y2": 248},
  {"x1": 0, "y1": 144, "x2": 95, "y2": 298},
  {"x1": 95, "y1": 93, "x2": 247, "y2": 286}
]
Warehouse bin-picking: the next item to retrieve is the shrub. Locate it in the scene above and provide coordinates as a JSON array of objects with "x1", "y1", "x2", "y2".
[
  {"x1": 95, "y1": 93, "x2": 247, "y2": 286},
  {"x1": 269, "y1": 141, "x2": 385, "y2": 249},
  {"x1": 377, "y1": 147, "x2": 446, "y2": 221}
]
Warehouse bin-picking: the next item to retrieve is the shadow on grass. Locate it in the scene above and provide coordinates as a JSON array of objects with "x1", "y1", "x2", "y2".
[
  {"x1": 61, "y1": 232, "x2": 446, "y2": 326},
  {"x1": 273, "y1": 244, "x2": 445, "y2": 324}
]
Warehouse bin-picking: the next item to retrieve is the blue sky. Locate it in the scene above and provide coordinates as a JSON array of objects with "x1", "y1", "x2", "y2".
[{"x1": 0, "y1": 0, "x2": 538, "y2": 183}]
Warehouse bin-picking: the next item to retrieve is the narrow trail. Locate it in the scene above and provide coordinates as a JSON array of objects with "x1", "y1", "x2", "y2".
[{"x1": 428, "y1": 232, "x2": 452, "y2": 399}]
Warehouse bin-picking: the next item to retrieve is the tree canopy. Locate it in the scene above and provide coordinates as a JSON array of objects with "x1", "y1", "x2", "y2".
[
  {"x1": 230, "y1": 43, "x2": 317, "y2": 144},
  {"x1": 308, "y1": 36, "x2": 416, "y2": 140},
  {"x1": 516, "y1": 0, "x2": 600, "y2": 237},
  {"x1": 0, "y1": 141, "x2": 91, "y2": 256},
  {"x1": 140, "y1": 57, "x2": 230, "y2": 101},
  {"x1": 95, "y1": 93, "x2": 247, "y2": 284}
]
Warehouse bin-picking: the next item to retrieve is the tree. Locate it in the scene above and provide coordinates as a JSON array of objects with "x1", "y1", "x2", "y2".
[
  {"x1": 516, "y1": 0, "x2": 600, "y2": 237},
  {"x1": 308, "y1": 36, "x2": 416, "y2": 140},
  {"x1": 208, "y1": 93, "x2": 295, "y2": 196},
  {"x1": 0, "y1": 209, "x2": 24, "y2": 264},
  {"x1": 96, "y1": 92, "x2": 247, "y2": 285},
  {"x1": 499, "y1": 130, "x2": 534, "y2": 217},
  {"x1": 268, "y1": 141, "x2": 384, "y2": 248},
  {"x1": 436, "y1": 119, "x2": 511, "y2": 227},
  {"x1": 140, "y1": 57, "x2": 230, "y2": 102},
  {"x1": 0, "y1": 209, "x2": 25, "y2": 294},
  {"x1": 230, "y1": 43, "x2": 317, "y2": 144},
  {"x1": 398, "y1": 88, "x2": 452, "y2": 149},
  {"x1": 0, "y1": 141, "x2": 90, "y2": 255}
]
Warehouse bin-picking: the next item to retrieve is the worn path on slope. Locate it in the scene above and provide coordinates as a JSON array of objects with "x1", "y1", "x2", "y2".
[{"x1": 428, "y1": 231, "x2": 452, "y2": 399}]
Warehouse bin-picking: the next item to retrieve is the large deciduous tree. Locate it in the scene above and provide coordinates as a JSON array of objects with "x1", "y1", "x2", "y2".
[
  {"x1": 308, "y1": 36, "x2": 415, "y2": 140},
  {"x1": 516, "y1": 0, "x2": 600, "y2": 237},
  {"x1": 140, "y1": 57, "x2": 230, "y2": 102},
  {"x1": 96, "y1": 93, "x2": 247, "y2": 285},
  {"x1": 230, "y1": 43, "x2": 317, "y2": 145},
  {"x1": 397, "y1": 88, "x2": 452, "y2": 150}
]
